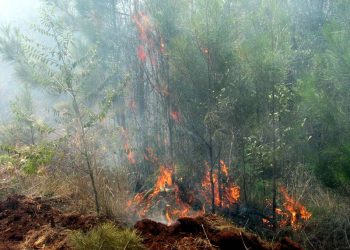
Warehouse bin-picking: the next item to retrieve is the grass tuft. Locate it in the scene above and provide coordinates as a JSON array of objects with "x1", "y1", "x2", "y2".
[{"x1": 69, "y1": 223, "x2": 145, "y2": 250}]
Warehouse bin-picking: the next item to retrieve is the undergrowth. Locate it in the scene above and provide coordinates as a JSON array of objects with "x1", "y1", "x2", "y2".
[{"x1": 69, "y1": 223, "x2": 145, "y2": 250}]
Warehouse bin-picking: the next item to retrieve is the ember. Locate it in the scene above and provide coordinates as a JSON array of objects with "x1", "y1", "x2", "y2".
[{"x1": 170, "y1": 111, "x2": 181, "y2": 123}]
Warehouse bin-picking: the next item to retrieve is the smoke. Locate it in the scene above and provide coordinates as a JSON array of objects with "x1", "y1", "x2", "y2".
[{"x1": 0, "y1": 0, "x2": 41, "y2": 121}]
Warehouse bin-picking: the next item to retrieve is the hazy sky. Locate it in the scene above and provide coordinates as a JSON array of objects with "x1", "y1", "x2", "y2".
[{"x1": 0, "y1": 0, "x2": 40, "y2": 24}]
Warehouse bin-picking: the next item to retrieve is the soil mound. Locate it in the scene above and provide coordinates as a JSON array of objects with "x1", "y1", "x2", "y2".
[
  {"x1": 135, "y1": 214, "x2": 303, "y2": 250},
  {"x1": 0, "y1": 195, "x2": 302, "y2": 250},
  {"x1": 0, "y1": 195, "x2": 103, "y2": 250}
]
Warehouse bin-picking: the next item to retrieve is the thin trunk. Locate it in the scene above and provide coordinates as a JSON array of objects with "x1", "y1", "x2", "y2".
[
  {"x1": 208, "y1": 139, "x2": 216, "y2": 214},
  {"x1": 54, "y1": 25, "x2": 100, "y2": 214},
  {"x1": 241, "y1": 134, "x2": 248, "y2": 206},
  {"x1": 205, "y1": 0, "x2": 216, "y2": 214},
  {"x1": 272, "y1": 83, "x2": 277, "y2": 230},
  {"x1": 71, "y1": 93, "x2": 100, "y2": 214},
  {"x1": 30, "y1": 125, "x2": 35, "y2": 145},
  {"x1": 218, "y1": 151, "x2": 223, "y2": 208}
]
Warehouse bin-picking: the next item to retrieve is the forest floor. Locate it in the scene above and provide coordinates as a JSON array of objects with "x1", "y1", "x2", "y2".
[{"x1": 0, "y1": 195, "x2": 303, "y2": 250}]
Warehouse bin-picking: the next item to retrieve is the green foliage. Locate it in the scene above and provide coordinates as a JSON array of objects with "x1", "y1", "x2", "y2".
[
  {"x1": 0, "y1": 144, "x2": 54, "y2": 174},
  {"x1": 68, "y1": 223, "x2": 145, "y2": 250},
  {"x1": 317, "y1": 145, "x2": 350, "y2": 189}
]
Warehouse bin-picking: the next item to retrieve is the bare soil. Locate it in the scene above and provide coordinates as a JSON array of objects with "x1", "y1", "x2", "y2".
[
  {"x1": 134, "y1": 215, "x2": 303, "y2": 250},
  {"x1": 0, "y1": 195, "x2": 302, "y2": 250},
  {"x1": 0, "y1": 195, "x2": 103, "y2": 250}
]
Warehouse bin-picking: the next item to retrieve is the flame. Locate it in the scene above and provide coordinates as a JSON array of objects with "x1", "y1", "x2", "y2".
[
  {"x1": 165, "y1": 207, "x2": 172, "y2": 225},
  {"x1": 127, "y1": 151, "x2": 136, "y2": 165},
  {"x1": 263, "y1": 187, "x2": 312, "y2": 230},
  {"x1": 279, "y1": 186, "x2": 312, "y2": 230},
  {"x1": 151, "y1": 166, "x2": 173, "y2": 197},
  {"x1": 201, "y1": 160, "x2": 240, "y2": 209},
  {"x1": 132, "y1": 12, "x2": 152, "y2": 42},
  {"x1": 170, "y1": 111, "x2": 181, "y2": 123},
  {"x1": 144, "y1": 147, "x2": 159, "y2": 164},
  {"x1": 128, "y1": 159, "x2": 239, "y2": 225},
  {"x1": 220, "y1": 160, "x2": 229, "y2": 176},
  {"x1": 160, "y1": 37, "x2": 166, "y2": 53},
  {"x1": 137, "y1": 45, "x2": 147, "y2": 62},
  {"x1": 128, "y1": 161, "x2": 203, "y2": 224},
  {"x1": 132, "y1": 12, "x2": 156, "y2": 64},
  {"x1": 121, "y1": 129, "x2": 137, "y2": 165}
]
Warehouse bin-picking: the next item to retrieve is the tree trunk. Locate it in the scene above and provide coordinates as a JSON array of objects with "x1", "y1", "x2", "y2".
[{"x1": 71, "y1": 93, "x2": 100, "y2": 214}]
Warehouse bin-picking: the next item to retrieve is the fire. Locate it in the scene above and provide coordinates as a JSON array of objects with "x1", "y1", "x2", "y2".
[
  {"x1": 263, "y1": 186, "x2": 312, "y2": 230},
  {"x1": 160, "y1": 37, "x2": 166, "y2": 53},
  {"x1": 137, "y1": 45, "x2": 147, "y2": 62},
  {"x1": 279, "y1": 186, "x2": 312, "y2": 230},
  {"x1": 151, "y1": 166, "x2": 173, "y2": 197},
  {"x1": 127, "y1": 150, "x2": 136, "y2": 165},
  {"x1": 132, "y1": 12, "x2": 152, "y2": 43},
  {"x1": 220, "y1": 160, "x2": 229, "y2": 176},
  {"x1": 201, "y1": 160, "x2": 240, "y2": 209},
  {"x1": 128, "y1": 165, "x2": 202, "y2": 225},
  {"x1": 170, "y1": 111, "x2": 181, "y2": 123},
  {"x1": 121, "y1": 129, "x2": 137, "y2": 165},
  {"x1": 165, "y1": 206, "x2": 172, "y2": 225},
  {"x1": 128, "y1": 158, "x2": 239, "y2": 225},
  {"x1": 144, "y1": 147, "x2": 159, "y2": 164}
]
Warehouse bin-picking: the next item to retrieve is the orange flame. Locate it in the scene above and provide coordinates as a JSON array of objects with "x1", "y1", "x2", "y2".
[
  {"x1": 128, "y1": 161, "x2": 204, "y2": 224},
  {"x1": 263, "y1": 187, "x2": 312, "y2": 230},
  {"x1": 201, "y1": 160, "x2": 240, "y2": 209},
  {"x1": 128, "y1": 159, "x2": 239, "y2": 225},
  {"x1": 220, "y1": 160, "x2": 229, "y2": 177},
  {"x1": 121, "y1": 129, "x2": 137, "y2": 165},
  {"x1": 279, "y1": 186, "x2": 312, "y2": 230},
  {"x1": 151, "y1": 166, "x2": 173, "y2": 197}
]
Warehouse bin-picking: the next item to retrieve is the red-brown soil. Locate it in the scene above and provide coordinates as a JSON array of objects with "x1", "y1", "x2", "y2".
[
  {"x1": 0, "y1": 195, "x2": 303, "y2": 250},
  {"x1": 0, "y1": 195, "x2": 104, "y2": 250},
  {"x1": 134, "y1": 215, "x2": 303, "y2": 250}
]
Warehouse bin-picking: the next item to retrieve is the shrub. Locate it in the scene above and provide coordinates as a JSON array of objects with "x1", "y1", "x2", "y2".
[
  {"x1": 69, "y1": 223, "x2": 145, "y2": 250},
  {"x1": 0, "y1": 144, "x2": 54, "y2": 174}
]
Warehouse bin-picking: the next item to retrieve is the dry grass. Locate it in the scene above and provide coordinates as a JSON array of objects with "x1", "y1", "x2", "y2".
[
  {"x1": 0, "y1": 166, "x2": 132, "y2": 224},
  {"x1": 68, "y1": 223, "x2": 145, "y2": 250},
  {"x1": 282, "y1": 164, "x2": 350, "y2": 250},
  {"x1": 173, "y1": 237, "x2": 215, "y2": 250}
]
